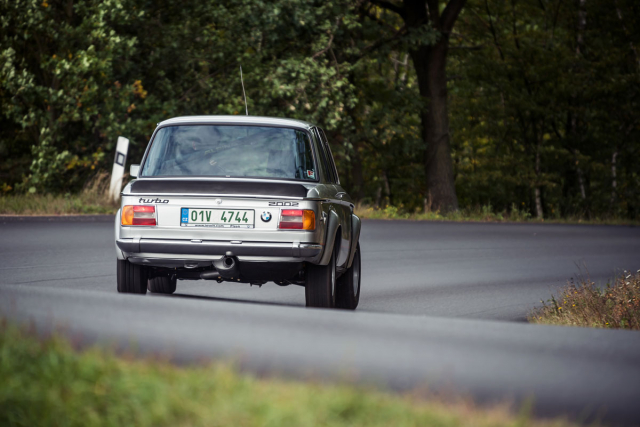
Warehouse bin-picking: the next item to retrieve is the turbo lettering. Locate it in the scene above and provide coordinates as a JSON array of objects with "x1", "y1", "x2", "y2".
[{"x1": 139, "y1": 198, "x2": 169, "y2": 204}]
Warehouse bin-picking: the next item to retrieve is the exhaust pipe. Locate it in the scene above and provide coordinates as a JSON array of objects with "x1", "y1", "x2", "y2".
[
  {"x1": 199, "y1": 271, "x2": 221, "y2": 280},
  {"x1": 213, "y1": 253, "x2": 240, "y2": 280}
]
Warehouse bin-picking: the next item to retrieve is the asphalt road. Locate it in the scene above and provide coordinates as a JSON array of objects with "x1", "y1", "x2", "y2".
[{"x1": 1, "y1": 216, "x2": 640, "y2": 424}]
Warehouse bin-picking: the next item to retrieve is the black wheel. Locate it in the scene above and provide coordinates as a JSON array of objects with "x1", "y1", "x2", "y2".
[
  {"x1": 336, "y1": 242, "x2": 361, "y2": 310},
  {"x1": 117, "y1": 259, "x2": 148, "y2": 294},
  {"x1": 305, "y1": 249, "x2": 336, "y2": 308},
  {"x1": 148, "y1": 275, "x2": 177, "y2": 294}
]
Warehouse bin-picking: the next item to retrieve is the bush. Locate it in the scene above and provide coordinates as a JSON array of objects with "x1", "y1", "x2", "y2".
[{"x1": 529, "y1": 271, "x2": 640, "y2": 329}]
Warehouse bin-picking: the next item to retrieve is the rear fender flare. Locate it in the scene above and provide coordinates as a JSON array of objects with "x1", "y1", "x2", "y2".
[
  {"x1": 115, "y1": 209, "x2": 125, "y2": 260},
  {"x1": 347, "y1": 214, "x2": 361, "y2": 268},
  {"x1": 319, "y1": 208, "x2": 341, "y2": 266}
]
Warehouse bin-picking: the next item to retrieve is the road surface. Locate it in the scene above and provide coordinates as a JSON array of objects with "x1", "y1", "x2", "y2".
[{"x1": 1, "y1": 216, "x2": 639, "y2": 424}]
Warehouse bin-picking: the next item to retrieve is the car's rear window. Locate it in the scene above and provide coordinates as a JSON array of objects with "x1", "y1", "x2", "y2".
[{"x1": 140, "y1": 125, "x2": 317, "y2": 181}]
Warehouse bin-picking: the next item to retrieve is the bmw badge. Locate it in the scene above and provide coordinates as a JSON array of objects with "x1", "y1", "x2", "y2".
[{"x1": 260, "y1": 211, "x2": 272, "y2": 222}]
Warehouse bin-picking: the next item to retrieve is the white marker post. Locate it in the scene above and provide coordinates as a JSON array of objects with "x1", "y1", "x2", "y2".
[{"x1": 109, "y1": 136, "x2": 129, "y2": 202}]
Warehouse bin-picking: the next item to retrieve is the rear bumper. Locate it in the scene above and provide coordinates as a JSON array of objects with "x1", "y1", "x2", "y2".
[{"x1": 116, "y1": 238, "x2": 322, "y2": 258}]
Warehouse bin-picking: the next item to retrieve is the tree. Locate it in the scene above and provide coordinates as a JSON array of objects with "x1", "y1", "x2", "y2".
[
  {"x1": 0, "y1": 0, "x2": 142, "y2": 192},
  {"x1": 1, "y1": 0, "x2": 637, "y2": 220},
  {"x1": 367, "y1": 0, "x2": 467, "y2": 212},
  {"x1": 448, "y1": 0, "x2": 640, "y2": 219}
]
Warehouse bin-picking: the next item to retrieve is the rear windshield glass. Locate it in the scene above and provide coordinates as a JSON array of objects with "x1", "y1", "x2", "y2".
[{"x1": 140, "y1": 125, "x2": 317, "y2": 181}]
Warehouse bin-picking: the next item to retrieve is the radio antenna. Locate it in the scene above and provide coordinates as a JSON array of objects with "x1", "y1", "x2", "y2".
[{"x1": 240, "y1": 66, "x2": 248, "y2": 116}]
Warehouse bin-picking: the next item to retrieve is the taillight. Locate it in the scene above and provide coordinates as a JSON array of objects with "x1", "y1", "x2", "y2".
[
  {"x1": 279, "y1": 209, "x2": 315, "y2": 230},
  {"x1": 121, "y1": 205, "x2": 156, "y2": 226}
]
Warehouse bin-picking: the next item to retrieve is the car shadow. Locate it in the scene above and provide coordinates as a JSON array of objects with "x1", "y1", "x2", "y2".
[{"x1": 149, "y1": 291, "x2": 304, "y2": 309}]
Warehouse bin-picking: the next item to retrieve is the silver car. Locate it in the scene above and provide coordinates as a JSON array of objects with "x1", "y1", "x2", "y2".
[{"x1": 115, "y1": 116, "x2": 361, "y2": 309}]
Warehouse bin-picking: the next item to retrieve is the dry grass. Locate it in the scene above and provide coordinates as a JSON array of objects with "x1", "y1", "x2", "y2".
[
  {"x1": 529, "y1": 271, "x2": 640, "y2": 329},
  {"x1": 354, "y1": 203, "x2": 531, "y2": 222},
  {"x1": 0, "y1": 172, "x2": 120, "y2": 215},
  {"x1": 354, "y1": 203, "x2": 640, "y2": 226},
  {"x1": 1, "y1": 187, "x2": 637, "y2": 225}
]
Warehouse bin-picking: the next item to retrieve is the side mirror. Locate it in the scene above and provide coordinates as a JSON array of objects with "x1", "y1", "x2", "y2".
[{"x1": 130, "y1": 164, "x2": 140, "y2": 178}]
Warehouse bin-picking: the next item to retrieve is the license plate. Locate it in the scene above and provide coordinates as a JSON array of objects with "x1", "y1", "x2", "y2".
[{"x1": 180, "y1": 208, "x2": 255, "y2": 228}]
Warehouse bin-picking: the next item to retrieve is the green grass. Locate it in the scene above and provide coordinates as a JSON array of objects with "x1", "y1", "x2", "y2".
[
  {"x1": 529, "y1": 271, "x2": 640, "y2": 330},
  {"x1": 354, "y1": 203, "x2": 639, "y2": 226},
  {"x1": 0, "y1": 321, "x2": 577, "y2": 427},
  {"x1": 3, "y1": 177, "x2": 635, "y2": 225}
]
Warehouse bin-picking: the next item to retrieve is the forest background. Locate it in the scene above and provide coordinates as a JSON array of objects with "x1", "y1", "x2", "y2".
[{"x1": 1, "y1": 0, "x2": 638, "y2": 220}]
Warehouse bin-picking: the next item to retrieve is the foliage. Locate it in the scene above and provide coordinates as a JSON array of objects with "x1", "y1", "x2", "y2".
[
  {"x1": 529, "y1": 271, "x2": 640, "y2": 329},
  {"x1": 449, "y1": 0, "x2": 640, "y2": 219},
  {"x1": 0, "y1": 0, "x2": 363, "y2": 193},
  {"x1": 0, "y1": 0, "x2": 142, "y2": 192},
  {"x1": 0, "y1": 320, "x2": 578, "y2": 427},
  {"x1": 1, "y1": 0, "x2": 638, "y2": 220}
]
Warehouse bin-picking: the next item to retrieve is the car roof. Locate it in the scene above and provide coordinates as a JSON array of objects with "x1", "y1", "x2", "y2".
[{"x1": 157, "y1": 115, "x2": 316, "y2": 131}]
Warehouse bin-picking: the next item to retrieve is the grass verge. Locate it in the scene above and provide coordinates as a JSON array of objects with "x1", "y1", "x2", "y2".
[
  {"x1": 529, "y1": 271, "x2": 640, "y2": 329},
  {"x1": 0, "y1": 173, "x2": 118, "y2": 215},
  {"x1": 1, "y1": 184, "x2": 637, "y2": 226},
  {"x1": 1, "y1": 184, "x2": 636, "y2": 226},
  {"x1": 0, "y1": 320, "x2": 576, "y2": 427},
  {"x1": 354, "y1": 204, "x2": 639, "y2": 226}
]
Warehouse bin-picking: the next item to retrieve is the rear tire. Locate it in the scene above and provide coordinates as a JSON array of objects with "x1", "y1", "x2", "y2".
[
  {"x1": 305, "y1": 250, "x2": 336, "y2": 308},
  {"x1": 336, "y1": 242, "x2": 361, "y2": 310},
  {"x1": 148, "y1": 275, "x2": 177, "y2": 294},
  {"x1": 117, "y1": 259, "x2": 148, "y2": 294}
]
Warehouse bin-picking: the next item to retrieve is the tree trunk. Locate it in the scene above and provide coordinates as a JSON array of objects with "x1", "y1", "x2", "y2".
[
  {"x1": 610, "y1": 149, "x2": 618, "y2": 208},
  {"x1": 573, "y1": 147, "x2": 587, "y2": 201},
  {"x1": 409, "y1": 38, "x2": 459, "y2": 213},
  {"x1": 534, "y1": 186, "x2": 544, "y2": 219},
  {"x1": 576, "y1": 0, "x2": 586, "y2": 55},
  {"x1": 371, "y1": 0, "x2": 465, "y2": 212},
  {"x1": 569, "y1": 1, "x2": 587, "y2": 205},
  {"x1": 374, "y1": 186, "x2": 382, "y2": 209},
  {"x1": 382, "y1": 170, "x2": 391, "y2": 206},
  {"x1": 534, "y1": 187, "x2": 543, "y2": 219},
  {"x1": 534, "y1": 148, "x2": 543, "y2": 218},
  {"x1": 614, "y1": 0, "x2": 640, "y2": 67},
  {"x1": 398, "y1": 53, "x2": 409, "y2": 89},
  {"x1": 351, "y1": 140, "x2": 365, "y2": 201}
]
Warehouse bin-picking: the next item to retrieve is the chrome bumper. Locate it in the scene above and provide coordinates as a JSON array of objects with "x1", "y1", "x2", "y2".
[{"x1": 116, "y1": 238, "x2": 323, "y2": 258}]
